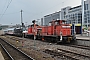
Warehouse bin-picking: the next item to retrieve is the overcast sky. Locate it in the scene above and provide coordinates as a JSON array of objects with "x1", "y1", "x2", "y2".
[{"x1": 0, "y1": 0, "x2": 81, "y2": 25}]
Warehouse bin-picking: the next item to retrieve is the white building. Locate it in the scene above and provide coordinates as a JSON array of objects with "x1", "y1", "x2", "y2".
[
  {"x1": 61, "y1": 0, "x2": 90, "y2": 27},
  {"x1": 44, "y1": 11, "x2": 61, "y2": 25}
]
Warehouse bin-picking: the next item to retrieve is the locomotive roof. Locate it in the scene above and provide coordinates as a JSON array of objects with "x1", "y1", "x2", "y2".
[
  {"x1": 30, "y1": 24, "x2": 38, "y2": 26},
  {"x1": 49, "y1": 20, "x2": 66, "y2": 23},
  {"x1": 15, "y1": 28, "x2": 21, "y2": 29},
  {"x1": 56, "y1": 20, "x2": 66, "y2": 22}
]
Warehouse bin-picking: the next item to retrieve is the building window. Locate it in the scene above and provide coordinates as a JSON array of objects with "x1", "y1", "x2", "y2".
[
  {"x1": 64, "y1": 11, "x2": 66, "y2": 15},
  {"x1": 88, "y1": 20, "x2": 90, "y2": 23},
  {"x1": 84, "y1": 4, "x2": 88, "y2": 10},
  {"x1": 84, "y1": 20, "x2": 87, "y2": 23},
  {"x1": 87, "y1": 4, "x2": 88, "y2": 10},
  {"x1": 69, "y1": 15, "x2": 70, "y2": 17},
  {"x1": 87, "y1": 11, "x2": 89, "y2": 14},
  {"x1": 84, "y1": 11, "x2": 86, "y2": 14}
]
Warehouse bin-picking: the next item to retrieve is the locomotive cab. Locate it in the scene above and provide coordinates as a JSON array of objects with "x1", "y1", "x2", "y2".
[
  {"x1": 49, "y1": 20, "x2": 76, "y2": 43},
  {"x1": 37, "y1": 26, "x2": 42, "y2": 36}
]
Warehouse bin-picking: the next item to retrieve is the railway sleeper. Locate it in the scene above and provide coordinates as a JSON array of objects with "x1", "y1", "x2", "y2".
[
  {"x1": 45, "y1": 48, "x2": 90, "y2": 60},
  {"x1": 57, "y1": 48, "x2": 90, "y2": 59},
  {"x1": 44, "y1": 49, "x2": 79, "y2": 60}
]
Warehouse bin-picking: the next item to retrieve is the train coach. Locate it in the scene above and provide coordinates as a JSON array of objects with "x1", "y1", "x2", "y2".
[
  {"x1": 4, "y1": 28, "x2": 15, "y2": 35},
  {"x1": 26, "y1": 20, "x2": 76, "y2": 43},
  {"x1": 4, "y1": 27, "x2": 23, "y2": 37}
]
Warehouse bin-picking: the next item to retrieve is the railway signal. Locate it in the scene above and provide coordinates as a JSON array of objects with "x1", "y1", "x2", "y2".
[{"x1": 32, "y1": 20, "x2": 36, "y2": 49}]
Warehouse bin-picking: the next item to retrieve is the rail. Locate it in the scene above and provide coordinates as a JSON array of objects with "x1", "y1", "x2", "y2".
[
  {"x1": 0, "y1": 38, "x2": 34, "y2": 60},
  {"x1": 64, "y1": 44, "x2": 90, "y2": 50},
  {"x1": 44, "y1": 48, "x2": 90, "y2": 60},
  {"x1": 0, "y1": 43, "x2": 14, "y2": 60}
]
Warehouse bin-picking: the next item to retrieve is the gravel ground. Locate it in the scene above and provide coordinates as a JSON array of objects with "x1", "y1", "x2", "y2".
[
  {"x1": 1, "y1": 35, "x2": 90, "y2": 60},
  {"x1": 0, "y1": 36, "x2": 55, "y2": 60}
]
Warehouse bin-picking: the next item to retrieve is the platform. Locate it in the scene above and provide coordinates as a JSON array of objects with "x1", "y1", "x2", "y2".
[
  {"x1": 76, "y1": 36, "x2": 90, "y2": 40},
  {"x1": 76, "y1": 35, "x2": 90, "y2": 40},
  {"x1": 74, "y1": 35, "x2": 90, "y2": 46},
  {"x1": 0, "y1": 51, "x2": 4, "y2": 60}
]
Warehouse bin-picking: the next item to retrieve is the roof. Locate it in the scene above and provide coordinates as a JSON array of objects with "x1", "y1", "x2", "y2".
[
  {"x1": 7, "y1": 28, "x2": 15, "y2": 30},
  {"x1": 69, "y1": 5, "x2": 81, "y2": 10},
  {"x1": 49, "y1": 20, "x2": 66, "y2": 23},
  {"x1": 44, "y1": 11, "x2": 61, "y2": 17}
]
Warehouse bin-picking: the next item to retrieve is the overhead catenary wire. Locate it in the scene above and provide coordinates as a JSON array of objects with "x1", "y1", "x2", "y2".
[
  {"x1": 0, "y1": 0, "x2": 7, "y2": 15},
  {"x1": 0, "y1": 0, "x2": 68, "y2": 25},
  {"x1": 0, "y1": 0, "x2": 12, "y2": 20},
  {"x1": 0, "y1": 12, "x2": 20, "y2": 15}
]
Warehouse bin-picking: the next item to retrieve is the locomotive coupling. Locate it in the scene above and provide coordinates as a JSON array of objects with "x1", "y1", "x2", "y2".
[{"x1": 68, "y1": 37, "x2": 72, "y2": 43}]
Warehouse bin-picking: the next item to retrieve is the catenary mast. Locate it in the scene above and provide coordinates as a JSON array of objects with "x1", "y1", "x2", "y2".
[{"x1": 82, "y1": 0, "x2": 84, "y2": 34}]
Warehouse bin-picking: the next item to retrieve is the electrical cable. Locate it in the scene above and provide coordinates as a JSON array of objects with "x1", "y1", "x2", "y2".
[
  {"x1": 0, "y1": 0, "x2": 7, "y2": 15},
  {"x1": 0, "y1": 0, "x2": 12, "y2": 20}
]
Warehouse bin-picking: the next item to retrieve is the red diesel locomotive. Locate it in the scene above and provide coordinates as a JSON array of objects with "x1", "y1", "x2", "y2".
[{"x1": 26, "y1": 20, "x2": 76, "y2": 43}]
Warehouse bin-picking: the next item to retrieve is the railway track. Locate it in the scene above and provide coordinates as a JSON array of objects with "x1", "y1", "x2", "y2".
[
  {"x1": 0, "y1": 43, "x2": 14, "y2": 60},
  {"x1": 0, "y1": 38, "x2": 34, "y2": 60},
  {"x1": 44, "y1": 48, "x2": 90, "y2": 60},
  {"x1": 4, "y1": 35, "x2": 23, "y2": 41},
  {"x1": 3, "y1": 35, "x2": 90, "y2": 60},
  {"x1": 64, "y1": 44, "x2": 90, "y2": 50},
  {"x1": 4, "y1": 35, "x2": 90, "y2": 50}
]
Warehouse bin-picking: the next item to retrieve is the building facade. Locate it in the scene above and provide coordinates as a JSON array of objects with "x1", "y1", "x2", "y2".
[
  {"x1": 44, "y1": 11, "x2": 61, "y2": 25},
  {"x1": 61, "y1": 0, "x2": 90, "y2": 27},
  {"x1": 43, "y1": 0, "x2": 90, "y2": 27},
  {"x1": 41, "y1": 18, "x2": 44, "y2": 26},
  {"x1": 61, "y1": 6, "x2": 82, "y2": 24}
]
